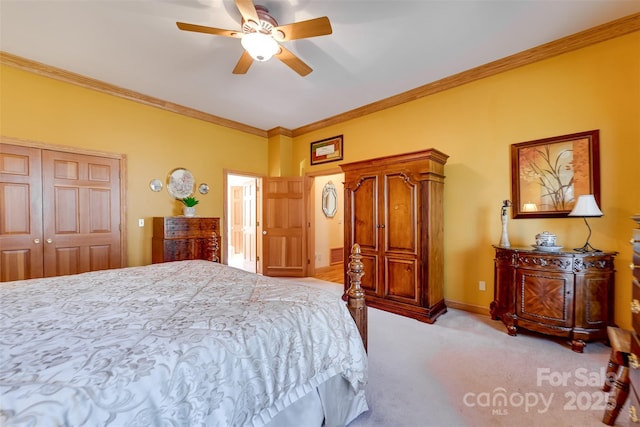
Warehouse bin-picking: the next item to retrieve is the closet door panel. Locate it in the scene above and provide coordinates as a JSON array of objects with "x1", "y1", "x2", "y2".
[
  {"x1": 0, "y1": 144, "x2": 43, "y2": 281},
  {"x1": 42, "y1": 150, "x2": 121, "y2": 277}
]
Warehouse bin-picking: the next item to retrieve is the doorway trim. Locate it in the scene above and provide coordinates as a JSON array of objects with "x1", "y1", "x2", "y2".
[{"x1": 305, "y1": 167, "x2": 343, "y2": 277}]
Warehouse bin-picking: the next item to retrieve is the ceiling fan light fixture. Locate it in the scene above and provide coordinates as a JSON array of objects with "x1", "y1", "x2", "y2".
[{"x1": 241, "y1": 32, "x2": 279, "y2": 62}]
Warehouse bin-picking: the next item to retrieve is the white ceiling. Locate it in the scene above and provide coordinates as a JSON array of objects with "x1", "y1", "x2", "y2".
[{"x1": 2, "y1": 1, "x2": 639, "y2": 131}]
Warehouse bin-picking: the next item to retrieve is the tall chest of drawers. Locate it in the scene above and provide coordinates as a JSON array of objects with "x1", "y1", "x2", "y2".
[
  {"x1": 152, "y1": 217, "x2": 221, "y2": 263},
  {"x1": 629, "y1": 215, "x2": 640, "y2": 423}
]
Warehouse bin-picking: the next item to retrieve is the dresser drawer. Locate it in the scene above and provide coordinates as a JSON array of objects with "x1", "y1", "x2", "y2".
[
  {"x1": 514, "y1": 252, "x2": 574, "y2": 273},
  {"x1": 154, "y1": 217, "x2": 219, "y2": 239}
]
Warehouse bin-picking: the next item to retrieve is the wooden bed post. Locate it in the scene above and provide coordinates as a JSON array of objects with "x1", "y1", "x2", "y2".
[{"x1": 347, "y1": 243, "x2": 368, "y2": 351}]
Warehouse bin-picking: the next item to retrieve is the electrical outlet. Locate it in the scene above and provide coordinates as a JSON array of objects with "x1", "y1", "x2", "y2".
[
  {"x1": 138, "y1": 218, "x2": 144, "y2": 227},
  {"x1": 479, "y1": 281, "x2": 486, "y2": 291}
]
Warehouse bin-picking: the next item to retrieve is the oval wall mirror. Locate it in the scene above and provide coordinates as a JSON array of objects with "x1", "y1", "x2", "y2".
[{"x1": 322, "y1": 181, "x2": 338, "y2": 218}]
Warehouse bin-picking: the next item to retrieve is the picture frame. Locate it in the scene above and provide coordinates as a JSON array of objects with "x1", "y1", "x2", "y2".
[
  {"x1": 310, "y1": 135, "x2": 343, "y2": 165},
  {"x1": 510, "y1": 130, "x2": 600, "y2": 218}
]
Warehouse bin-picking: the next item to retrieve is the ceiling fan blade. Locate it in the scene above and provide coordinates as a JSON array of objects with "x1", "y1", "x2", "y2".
[
  {"x1": 235, "y1": 0, "x2": 260, "y2": 28},
  {"x1": 232, "y1": 50, "x2": 253, "y2": 74},
  {"x1": 273, "y1": 17, "x2": 332, "y2": 41},
  {"x1": 275, "y1": 45, "x2": 312, "y2": 77},
  {"x1": 176, "y1": 22, "x2": 240, "y2": 38}
]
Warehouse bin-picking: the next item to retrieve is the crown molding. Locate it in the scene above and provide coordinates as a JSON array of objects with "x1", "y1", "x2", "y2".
[
  {"x1": 2, "y1": 13, "x2": 638, "y2": 139},
  {"x1": 292, "y1": 12, "x2": 640, "y2": 137},
  {"x1": 267, "y1": 127, "x2": 293, "y2": 138},
  {"x1": 0, "y1": 51, "x2": 267, "y2": 138}
]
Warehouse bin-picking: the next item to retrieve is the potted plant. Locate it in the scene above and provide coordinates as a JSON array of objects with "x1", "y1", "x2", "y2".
[{"x1": 181, "y1": 196, "x2": 199, "y2": 217}]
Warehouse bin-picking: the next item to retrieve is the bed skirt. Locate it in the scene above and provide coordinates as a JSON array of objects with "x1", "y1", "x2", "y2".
[{"x1": 265, "y1": 374, "x2": 368, "y2": 427}]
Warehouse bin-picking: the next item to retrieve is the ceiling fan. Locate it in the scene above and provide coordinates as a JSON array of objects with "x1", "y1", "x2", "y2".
[{"x1": 176, "y1": 0, "x2": 332, "y2": 76}]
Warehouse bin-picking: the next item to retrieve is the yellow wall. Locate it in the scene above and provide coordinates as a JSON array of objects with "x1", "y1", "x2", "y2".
[
  {"x1": 293, "y1": 32, "x2": 640, "y2": 329},
  {"x1": 1, "y1": 31, "x2": 638, "y2": 329},
  {"x1": 0, "y1": 65, "x2": 268, "y2": 267}
]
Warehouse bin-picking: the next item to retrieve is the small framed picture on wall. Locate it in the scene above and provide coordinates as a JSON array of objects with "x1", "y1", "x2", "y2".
[{"x1": 310, "y1": 135, "x2": 343, "y2": 165}]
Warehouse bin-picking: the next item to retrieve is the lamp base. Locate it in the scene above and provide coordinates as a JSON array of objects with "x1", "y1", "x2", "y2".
[{"x1": 573, "y1": 242, "x2": 602, "y2": 253}]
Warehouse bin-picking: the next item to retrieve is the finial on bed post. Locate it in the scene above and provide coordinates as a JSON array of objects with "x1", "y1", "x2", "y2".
[{"x1": 347, "y1": 243, "x2": 368, "y2": 351}]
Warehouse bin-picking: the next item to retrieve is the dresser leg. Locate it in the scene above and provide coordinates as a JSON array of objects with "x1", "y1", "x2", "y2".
[{"x1": 571, "y1": 339, "x2": 586, "y2": 353}]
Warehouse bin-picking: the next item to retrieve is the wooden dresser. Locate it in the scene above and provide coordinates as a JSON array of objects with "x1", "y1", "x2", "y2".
[
  {"x1": 490, "y1": 246, "x2": 616, "y2": 352},
  {"x1": 152, "y1": 217, "x2": 220, "y2": 263},
  {"x1": 629, "y1": 215, "x2": 640, "y2": 422},
  {"x1": 341, "y1": 149, "x2": 448, "y2": 323}
]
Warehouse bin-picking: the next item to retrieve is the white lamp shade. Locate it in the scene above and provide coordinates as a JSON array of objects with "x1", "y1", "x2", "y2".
[
  {"x1": 568, "y1": 194, "x2": 603, "y2": 217},
  {"x1": 241, "y1": 32, "x2": 279, "y2": 62}
]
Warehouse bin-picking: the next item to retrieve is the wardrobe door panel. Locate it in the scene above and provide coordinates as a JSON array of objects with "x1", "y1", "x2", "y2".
[
  {"x1": 359, "y1": 253, "x2": 379, "y2": 295},
  {"x1": 384, "y1": 173, "x2": 417, "y2": 254},
  {"x1": 350, "y1": 175, "x2": 378, "y2": 251},
  {"x1": 385, "y1": 257, "x2": 419, "y2": 303}
]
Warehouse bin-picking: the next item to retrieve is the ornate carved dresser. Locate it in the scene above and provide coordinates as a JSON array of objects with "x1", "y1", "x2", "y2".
[
  {"x1": 490, "y1": 246, "x2": 616, "y2": 352},
  {"x1": 152, "y1": 217, "x2": 220, "y2": 263}
]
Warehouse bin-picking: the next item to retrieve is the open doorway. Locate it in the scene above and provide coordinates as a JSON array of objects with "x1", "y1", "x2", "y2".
[
  {"x1": 224, "y1": 170, "x2": 343, "y2": 282},
  {"x1": 225, "y1": 172, "x2": 259, "y2": 273},
  {"x1": 309, "y1": 172, "x2": 344, "y2": 284}
]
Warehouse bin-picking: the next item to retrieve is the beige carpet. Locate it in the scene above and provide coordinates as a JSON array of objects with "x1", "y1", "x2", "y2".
[{"x1": 292, "y1": 277, "x2": 629, "y2": 427}]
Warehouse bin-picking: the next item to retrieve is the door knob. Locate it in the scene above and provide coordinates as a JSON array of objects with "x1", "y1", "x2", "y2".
[
  {"x1": 46, "y1": 238, "x2": 53, "y2": 244},
  {"x1": 33, "y1": 238, "x2": 40, "y2": 244},
  {"x1": 262, "y1": 231, "x2": 267, "y2": 235}
]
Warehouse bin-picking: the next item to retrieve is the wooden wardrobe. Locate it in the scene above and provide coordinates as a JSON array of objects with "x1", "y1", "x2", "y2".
[{"x1": 341, "y1": 149, "x2": 448, "y2": 323}]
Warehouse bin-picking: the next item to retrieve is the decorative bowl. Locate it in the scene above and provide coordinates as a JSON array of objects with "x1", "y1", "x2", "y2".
[{"x1": 535, "y1": 231, "x2": 557, "y2": 247}]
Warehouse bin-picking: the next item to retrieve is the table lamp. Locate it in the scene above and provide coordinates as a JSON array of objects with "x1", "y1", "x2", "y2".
[{"x1": 568, "y1": 194, "x2": 603, "y2": 252}]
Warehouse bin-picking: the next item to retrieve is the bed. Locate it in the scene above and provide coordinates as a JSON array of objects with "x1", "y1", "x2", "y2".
[{"x1": 0, "y1": 245, "x2": 368, "y2": 426}]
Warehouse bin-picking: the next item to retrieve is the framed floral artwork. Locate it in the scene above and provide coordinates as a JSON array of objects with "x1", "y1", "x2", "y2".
[{"x1": 510, "y1": 130, "x2": 600, "y2": 218}]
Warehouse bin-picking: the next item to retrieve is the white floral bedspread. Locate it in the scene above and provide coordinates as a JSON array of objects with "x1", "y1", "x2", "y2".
[{"x1": 0, "y1": 261, "x2": 367, "y2": 426}]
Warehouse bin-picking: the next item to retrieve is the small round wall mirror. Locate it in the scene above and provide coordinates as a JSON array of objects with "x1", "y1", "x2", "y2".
[{"x1": 322, "y1": 181, "x2": 338, "y2": 218}]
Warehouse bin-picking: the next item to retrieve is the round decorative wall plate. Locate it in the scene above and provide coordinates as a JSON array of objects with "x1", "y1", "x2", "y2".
[
  {"x1": 149, "y1": 178, "x2": 163, "y2": 192},
  {"x1": 198, "y1": 183, "x2": 209, "y2": 194},
  {"x1": 166, "y1": 168, "x2": 195, "y2": 199}
]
